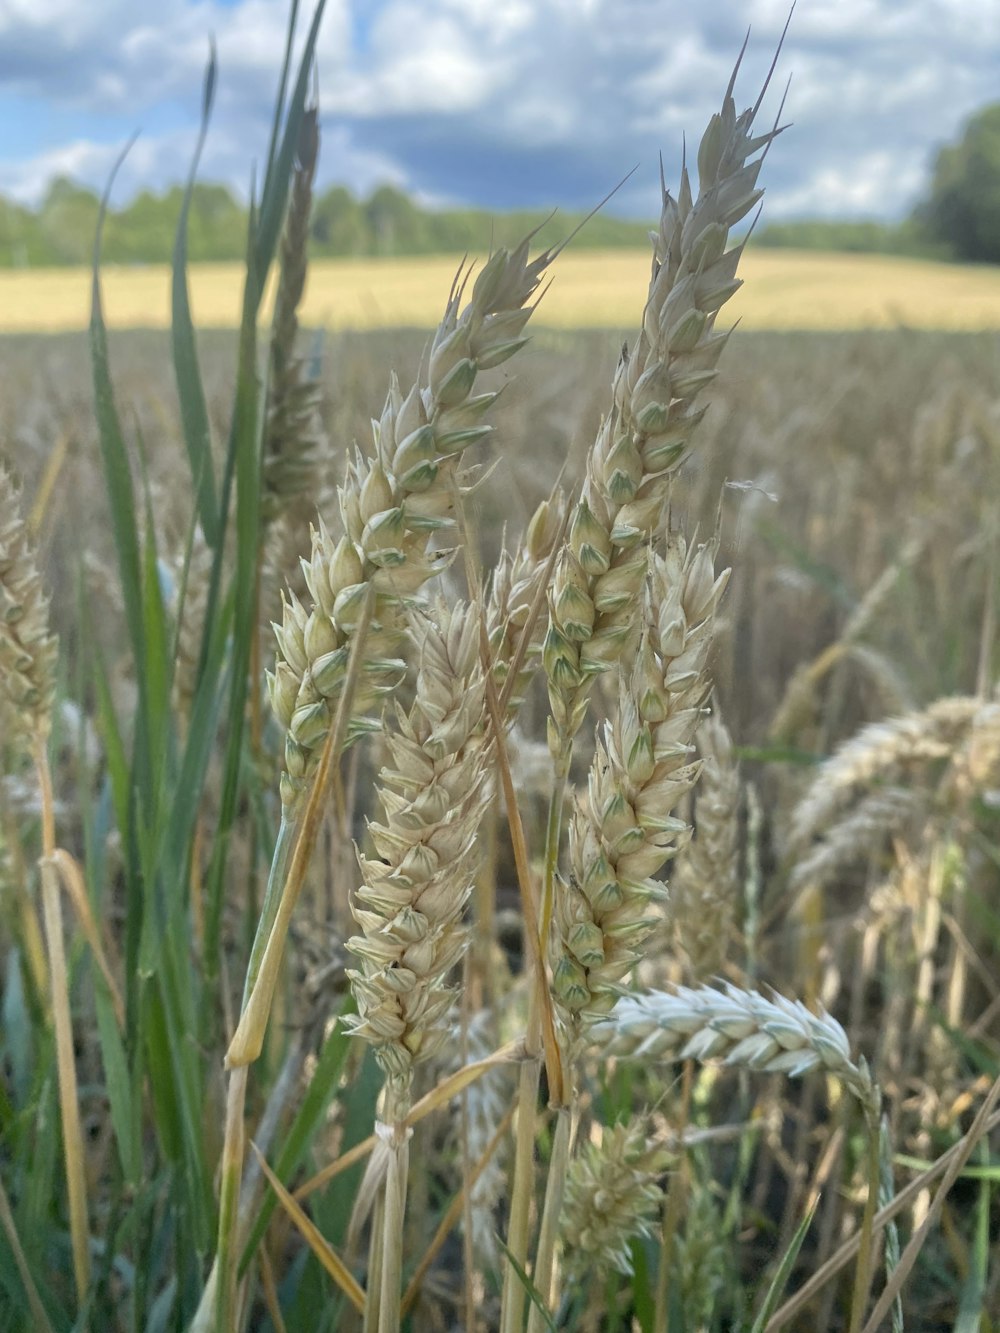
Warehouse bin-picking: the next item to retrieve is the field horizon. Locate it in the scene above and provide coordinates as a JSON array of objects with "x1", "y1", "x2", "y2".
[{"x1": 0, "y1": 246, "x2": 999, "y2": 334}]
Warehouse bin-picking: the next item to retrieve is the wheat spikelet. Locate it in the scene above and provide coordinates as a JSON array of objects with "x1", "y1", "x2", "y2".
[
  {"x1": 262, "y1": 107, "x2": 322, "y2": 526},
  {"x1": 344, "y1": 601, "x2": 491, "y2": 1085},
  {"x1": 486, "y1": 492, "x2": 567, "y2": 720},
  {"x1": 560, "y1": 1117, "x2": 672, "y2": 1279},
  {"x1": 171, "y1": 526, "x2": 213, "y2": 723},
  {"x1": 545, "y1": 56, "x2": 782, "y2": 754},
  {"x1": 599, "y1": 983, "x2": 879, "y2": 1114},
  {"x1": 0, "y1": 459, "x2": 57, "y2": 746},
  {"x1": 788, "y1": 696, "x2": 989, "y2": 854},
  {"x1": 670, "y1": 707, "x2": 741, "y2": 978},
  {"x1": 270, "y1": 239, "x2": 556, "y2": 808},
  {"x1": 551, "y1": 534, "x2": 729, "y2": 1025}
]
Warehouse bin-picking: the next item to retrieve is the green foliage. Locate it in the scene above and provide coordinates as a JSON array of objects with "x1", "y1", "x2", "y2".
[
  {"x1": 754, "y1": 216, "x2": 945, "y2": 258},
  {"x1": 0, "y1": 177, "x2": 653, "y2": 267},
  {"x1": 917, "y1": 102, "x2": 1000, "y2": 262}
]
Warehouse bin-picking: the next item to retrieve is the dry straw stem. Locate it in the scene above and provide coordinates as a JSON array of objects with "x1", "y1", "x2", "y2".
[
  {"x1": 670, "y1": 706, "x2": 741, "y2": 978},
  {"x1": 262, "y1": 106, "x2": 322, "y2": 526},
  {"x1": 600, "y1": 983, "x2": 880, "y2": 1116},
  {"x1": 788, "y1": 695, "x2": 1000, "y2": 855},
  {"x1": 269, "y1": 235, "x2": 558, "y2": 809},
  {"x1": 552, "y1": 535, "x2": 729, "y2": 1027},
  {"x1": 560, "y1": 1117, "x2": 673, "y2": 1280},
  {"x1": 544, "y1": 44, "x2": 784, "y2": 757}
]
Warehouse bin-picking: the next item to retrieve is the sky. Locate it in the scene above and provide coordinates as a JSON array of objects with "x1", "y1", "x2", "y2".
[{"x1": 0, "y1": 0, "x2": 997, "y2": 223}]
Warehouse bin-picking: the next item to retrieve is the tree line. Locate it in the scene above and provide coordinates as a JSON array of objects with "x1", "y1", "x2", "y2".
[{"x1": 2, "y1": 103, "x2": 998, "y2": 267}]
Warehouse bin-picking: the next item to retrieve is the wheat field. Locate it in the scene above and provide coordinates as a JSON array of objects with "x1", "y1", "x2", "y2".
[
  {"x1": 1, "y1": 16, "x2": 999, "y2": 1333},
  {"x1": 1, "y1": 246, "x2": 1000, "y2": 334}
]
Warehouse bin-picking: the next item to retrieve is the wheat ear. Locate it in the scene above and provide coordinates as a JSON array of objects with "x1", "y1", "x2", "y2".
[
  {"x1": 560, "y1": 1118, "x2": 672, "y2": 1280},
  {"x1": 599, "y1": 983, "x2": 880, "y2": 1116},
  {"x1": 261, "y1": 106, "x2": 322, "y2": 526},
  {"x1": 552, "y1": 534, "x2": 729, "y2": 1029},
  {"x1": 270, "y1": 237, "x2": 556, "y2": 810},
  {"x1": 345, "y1": 600, "x2": 492, "y2": 1332},
  {"x1": 545, "y1": 53, "x2": 783, "y2": 759},
  {"x1": 0, "y1": 462, "x2": 90, "y2": 1306},
  {"x1": 670, "y1": 706, "x2": 741, "y2": 978}
]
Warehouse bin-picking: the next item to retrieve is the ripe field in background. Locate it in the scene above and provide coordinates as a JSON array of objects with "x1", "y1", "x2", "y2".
[{"x1": 2, "y1": 247, "x2": 1000, "y2": 334}]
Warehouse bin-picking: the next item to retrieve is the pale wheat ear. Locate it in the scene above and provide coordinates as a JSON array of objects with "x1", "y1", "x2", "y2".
[
  {"x1": 269, "y1": 231, "x2": 561, "y2": 811},
  {"x1": 0, "y1": 460, "x2": 58, "y2": 748}
]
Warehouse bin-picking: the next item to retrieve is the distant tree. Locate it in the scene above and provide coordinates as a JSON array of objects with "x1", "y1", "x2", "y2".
[
  {"x1": 311, "y1": 185, "x2": 369, "y2": 255},
  {"x1": 38, "y1": 177, "x2": 101, "y2": 265},
  {"x1": 365, "y1": 184, "x2": 426, "y2": 254},
  {"x1": 917, "y1": 103, "x2": 1000, "y2": 263}
]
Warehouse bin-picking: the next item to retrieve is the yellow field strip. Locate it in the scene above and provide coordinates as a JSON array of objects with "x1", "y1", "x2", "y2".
[{"x1": 0, "y1": 248, "x2": 998, "y2": 334}]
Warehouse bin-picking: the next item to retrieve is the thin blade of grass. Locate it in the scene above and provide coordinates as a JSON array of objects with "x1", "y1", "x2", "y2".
[
  {"x1": 751, "y1": 1197, "x2": 819, "y2": 1333},
  {"x1": 171, "y1": 43, "x2": 219, "y2": 547},
  {"x1": 238, "y1": 996, "x2": 357, "y2": 1274},
  {"x1": 496, "y1": 1239, "x2": 558, "y2": 1333}
]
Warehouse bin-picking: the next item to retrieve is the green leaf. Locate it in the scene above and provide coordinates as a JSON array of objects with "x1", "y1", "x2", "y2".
[
  {"x1": 94, "y1": 986, "x2": 139, "y2": 1185},
  {"x1": 172, "y1": 43, "x2": 220, "y2": 547},
  {"x1": 497, "y1": 1238, "x2": 559, "y2": 1333},
  {"x1": 750, "y1": 1196, "x2": 818, "y2": 1333},
  {"x1": 238, "y1": 996, "x2": 356, "y2": 1274}
]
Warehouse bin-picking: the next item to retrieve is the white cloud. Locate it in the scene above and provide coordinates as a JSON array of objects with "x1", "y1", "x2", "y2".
[{"x1": 0, "y1": 0, "x2": 995, "y2": 220}]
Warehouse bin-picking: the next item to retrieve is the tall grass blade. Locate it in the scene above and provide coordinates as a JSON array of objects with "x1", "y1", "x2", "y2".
[{"x1": 171, "y1": 44, "x2": 220, "y2": 548}]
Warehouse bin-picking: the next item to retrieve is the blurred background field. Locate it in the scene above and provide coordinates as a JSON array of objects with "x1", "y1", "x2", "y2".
[{"x1": 3, "y1": 247, "x2": 1000, "y2": 333}]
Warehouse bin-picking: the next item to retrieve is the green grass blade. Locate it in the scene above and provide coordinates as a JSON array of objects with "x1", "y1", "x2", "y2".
[
  {"x1": 260, "y1": 0, "x2": 300, "y2": 200},
  {"x1": 238, "y1": 996, "x2": 356, "y2": 1274},
  {"x1": 172, "y1": 44, "x2": 220, "y2": 547},
  {"x1": 94, "y1": 986, "x2": 139, "y2": 1186},
  {"x1": 90, "y1": 141, "x2": 147, "y2": 687},
  {"x1": 750, "y1": 1196, "x2": 819, "y2": 1333},
  {"x1": 497, "y1": 1238, "x2": 559, "y2": 1333},
  {"x1": 252, "y1": 0, "x2": 327, "y2": 288}
]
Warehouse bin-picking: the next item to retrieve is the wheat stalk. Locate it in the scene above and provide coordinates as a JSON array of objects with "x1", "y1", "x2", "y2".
[{"x1": 345, "y1": 599, "x2": 492, "y2": 1331}]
